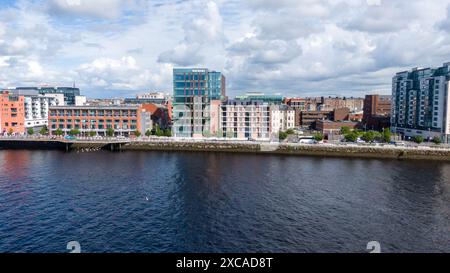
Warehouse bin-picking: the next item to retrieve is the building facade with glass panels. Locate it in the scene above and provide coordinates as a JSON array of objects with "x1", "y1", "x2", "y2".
[
  {"x1": 15, "y1": 87, "x2": 81, "y2": 105},
  {"x1": 391, "y1": 62, "x2": 450, "y2": 143},
  {"x1": 172, "y1": 68, "x2": 226, "y2": 138},
  {"x1": 220, "y1": 99, "x2": 271, "y2": 140},
  {"x1": 48, "y1": 105, "x2": 153, "y2": 136}
]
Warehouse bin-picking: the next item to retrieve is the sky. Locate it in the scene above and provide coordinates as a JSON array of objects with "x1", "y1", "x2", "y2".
[{"x1": 1, "y1": 0, "x2": 450, "y2": 98}]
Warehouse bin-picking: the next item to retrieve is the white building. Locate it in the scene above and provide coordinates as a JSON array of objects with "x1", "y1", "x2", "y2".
[
  {"x1": 220, "y1": 99, "x2": 270, "y2": 140},
  {"x1": 24, "y1": 95, "x2": 59, "y2": 130},
  {"x1": 270, "y1": 105, "x2": 295, "y2": 136},
  {"x1": 75, "y1": 95, "x2": 87, "y2": 106},
  {"x1": 41, "y1": 93, "x2": 65, "y2": 106},
  {"x1": 137, "y1": 92, "x2": 166, "y2": 99}
]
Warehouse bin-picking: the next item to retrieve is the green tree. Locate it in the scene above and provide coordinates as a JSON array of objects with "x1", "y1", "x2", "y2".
[
  {"x1": 106, "y1": 128, "x2": 115, "y2": 137},
  {"x1": 145, "y1": 129, "x2": 152, "y2": 137},
  {"x1": 413, "y1": 135, "x2": 424, "y2": 144},
  {"x1": 340, "y1": 126, "x2": 351, "y2": 135},
  {"x1": 432, "y1": 136, "x2": 442, "y2": 145},
  {"x1": 134, "y1": 130, "x2": 141, "y2": 137},
  {"x1": 89, "y1": 131, "x2": 96, "y2": 137},
  {"x1": 155, "y1": 125, "x2": 164, "y2": 137},
  {"x1": 54, "y1": 128, "x2": 64, "y2": 136},
  {"x1": 345, "y1": 132, "x2": 358, "y2": 142},
  {"x1": 382, "y1": 128, "x2": 391, "y2": 143},
  {"x1": 69, "y1": 129, "x2": 80, "y2": 136},
  {"x1": 39, "y1": 126, "x2": 49, "y2": 135},
  {"x1": 373, "y1": 131, "x2": 382, "y2": 142},
  {"x1": 286, "y1": 128, "x2": 295, "y2": 135},
  {"x1": 164, "y1": 129, "x2": 172, "y2": 137},
  {"x1": 361, "y1": 131, "x2": 375, "y2": 142},
  {"x1": 355, "y1": 129, "x2": 364, "y2": 137},
  {"x1": 313, "y1": 133, "x2": 324, "y2": 142},
  {"x1": 27, "y1": 128, "x2": 34, "y2": 135},
  {"x1": 279, "y1": 131, "x2": 288, "y2": 141}
]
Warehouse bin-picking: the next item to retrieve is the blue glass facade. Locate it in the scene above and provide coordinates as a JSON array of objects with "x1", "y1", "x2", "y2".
[{"x1": 172, "y1": 68, "x2": 226, "y2": 137}]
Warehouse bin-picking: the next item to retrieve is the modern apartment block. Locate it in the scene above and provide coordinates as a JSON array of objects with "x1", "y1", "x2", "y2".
[
  {"x1": 220, "y1": 99, "x2": 270, "y2": 140},
  {"x1": 172, "y1": 68, "x2": 225, "y2": 138},
  {"x1": 270, "y1": 105, "x2": 295, "y2": 136},
  {"x1": 0, "y1": 91, "x2": 25, "y2": 134},
  {"x1": 363, "y1": 95, "x2": 391, "y2": 131},
  {"x1": 8, "y1": 89, "x2": 63, "y2": 131},
  {"x1": 391, "y1": 62, "x2": 450, "y2": 143},
  {"x1": 48, "y1": 105, "x2": 153, "y2": 136},
  {"x1": 23, "y1": 95, "x2": 60, "y2": 130}
]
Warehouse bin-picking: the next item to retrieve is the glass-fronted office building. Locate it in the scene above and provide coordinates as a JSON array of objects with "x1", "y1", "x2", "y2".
[{"x1": 172, "y1": 68, "x2": 226, "y2": 137}]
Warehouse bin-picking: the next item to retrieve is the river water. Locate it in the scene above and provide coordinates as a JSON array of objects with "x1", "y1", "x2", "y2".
[{"x1": 0, "y1": 150, "x2": 449, "y2": 252}]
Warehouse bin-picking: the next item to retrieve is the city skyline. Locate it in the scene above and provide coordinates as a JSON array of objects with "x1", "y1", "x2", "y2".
[{"x1": 1, "y1": 1, "x2": 450, "y2": 98}]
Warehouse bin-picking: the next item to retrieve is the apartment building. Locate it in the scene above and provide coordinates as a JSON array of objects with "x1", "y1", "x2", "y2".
[
  {"x1": 0, "y1": 91, "x2": 25, "y2": 134},
  {"x1": 23, "y1": 95, "x2": 59, "y2": 130},
  {"x1": 270, "y1": 105, "x2": 295, "y2": 135},
  {"x1": 16, "y1": 87, "x2": 80, "y2": 105},
  {"x1": 220, "y1": 99, "x2": 270, "y2": 140},
  {"x1": 391, "y1": 62, "x2": 450, "y2": 143},
  {"x1": 48, "y1": 105, "x2": 152, "y2": 136}
]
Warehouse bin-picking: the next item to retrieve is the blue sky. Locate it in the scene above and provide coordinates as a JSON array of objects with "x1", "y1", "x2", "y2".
[{"x1": 1, "y1": 0, "x2": 450, "y2": 98}]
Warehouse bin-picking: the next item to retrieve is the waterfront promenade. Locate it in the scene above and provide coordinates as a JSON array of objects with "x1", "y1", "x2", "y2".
[{"x1": 1, "y1": 135, "x2": 449, "y2": 161}]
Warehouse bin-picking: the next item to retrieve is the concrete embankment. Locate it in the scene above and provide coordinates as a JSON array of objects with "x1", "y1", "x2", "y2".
[
  {"x1": 124, "y1": 141, "x2": 450, "y2": 161},
  {"x1": 0, "y1": 139, "x2": 67, "y2": 150}
]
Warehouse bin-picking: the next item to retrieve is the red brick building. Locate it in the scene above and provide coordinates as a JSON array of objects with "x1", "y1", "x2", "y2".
[
  {"x1": 1, "y1": 91, "x2": 25, "y2": 135},
  {"x1": 363, "y1": 95, "x2": 391, "y2": 131},
  {"x1": 48, "y1": 104, "x2": 153, "y2": 136}
]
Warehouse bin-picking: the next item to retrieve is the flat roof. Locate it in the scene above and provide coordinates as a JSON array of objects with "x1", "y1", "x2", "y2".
[{"x1": 49, "y1": 105, "x2": 139, "y2": 110}]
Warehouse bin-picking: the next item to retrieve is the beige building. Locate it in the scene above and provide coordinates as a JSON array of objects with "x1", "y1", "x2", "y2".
[
  {"x1": 220, "y1": 100, "x2": 270, "y2": 140},
  {"x1": 270, "y1": 105, "x2": 295, "y2": 136}
]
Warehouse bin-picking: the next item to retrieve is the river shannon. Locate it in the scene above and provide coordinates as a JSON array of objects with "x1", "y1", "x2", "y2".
[{"x1": 0, "y1": 150, "x2": 449, "y2": 252}]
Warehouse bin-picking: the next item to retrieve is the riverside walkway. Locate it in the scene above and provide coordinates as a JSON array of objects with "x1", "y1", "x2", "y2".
[
  {"x1": 1, "y1": 136, "x2": 449, "y2": 160},
  {"x1": 0, "y1": 136, "x2": 130, "y2": 151}
]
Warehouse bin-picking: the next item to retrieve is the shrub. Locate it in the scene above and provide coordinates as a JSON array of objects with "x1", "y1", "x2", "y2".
[
  {"x1": 432, "y1": 136, "x2": 442, "y2": 145},
  {"x1": 413, "y1": 135, "x2": 424, "y2": 144},
  {"x1": 313, "y1": 133, "x2": 324, "y2": 142},
  {"x1": 344, "y1": 132, "x2": 358, "y2": 142}
]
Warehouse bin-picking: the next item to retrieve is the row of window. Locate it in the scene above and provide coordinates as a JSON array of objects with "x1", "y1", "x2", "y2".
[{"x1": 51, "y1": 124, "x2": 137, "y2": 130}]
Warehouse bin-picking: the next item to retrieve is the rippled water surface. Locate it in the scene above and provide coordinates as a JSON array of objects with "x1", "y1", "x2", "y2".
[{"x1": 0, "y1": 150, "x2": 449, "y2": 252}]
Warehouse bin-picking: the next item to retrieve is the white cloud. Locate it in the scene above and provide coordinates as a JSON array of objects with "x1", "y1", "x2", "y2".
[
  {"x1": 49, "y1": 0, "x2": 129, "y2": 19},
  {"x1": 1, "y1": 0, "x2": 450, "y2": 98},
  {"x1": 158, "y1": 1, "x2": 225, "y2": 66},
  {"x1": 27, "y1": 61, "x2": 44, "y2": 77}
]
